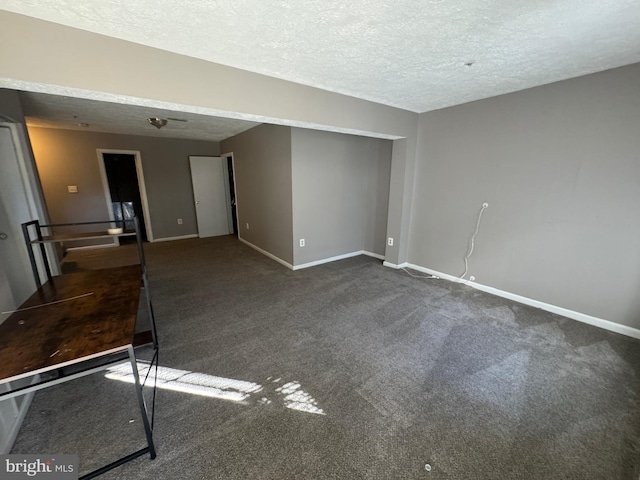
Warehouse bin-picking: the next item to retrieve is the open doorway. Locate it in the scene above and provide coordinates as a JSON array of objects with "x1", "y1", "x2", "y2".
[{"x1": 97, "y1": 149, "x2": 153, "y2": 242}]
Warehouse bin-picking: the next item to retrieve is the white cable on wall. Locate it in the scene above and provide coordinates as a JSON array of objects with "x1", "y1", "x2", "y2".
[{"x1": 459, "y1": 203, "x2": 488, "y2": 281}]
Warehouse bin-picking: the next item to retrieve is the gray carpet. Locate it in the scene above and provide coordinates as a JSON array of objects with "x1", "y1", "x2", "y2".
[{"x1": 11, "y1": 236, "x2": 640, "y2": 479}]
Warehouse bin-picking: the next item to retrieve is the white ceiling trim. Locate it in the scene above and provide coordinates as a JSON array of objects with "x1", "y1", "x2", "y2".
[{"x1": 2, "y1": 79, "x2": 402, "y2": 140}]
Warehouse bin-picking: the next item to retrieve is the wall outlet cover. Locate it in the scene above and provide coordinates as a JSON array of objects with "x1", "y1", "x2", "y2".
[{"x1": 299, "y1": 239, "x2": 305, "y2": 247}]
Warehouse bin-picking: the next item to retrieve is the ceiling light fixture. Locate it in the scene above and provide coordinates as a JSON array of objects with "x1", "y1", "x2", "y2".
[{"x1": 147, "y1": 117, "x2": 168, "y2": 129}]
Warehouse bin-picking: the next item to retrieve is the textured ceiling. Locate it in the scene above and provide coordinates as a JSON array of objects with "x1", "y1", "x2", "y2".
[
  {"x1": 19, "y1": 92, "x2": 259, "y2": 142},
  {"x1": 2, "y1": 0, "x2": 640, "y2": 113}
]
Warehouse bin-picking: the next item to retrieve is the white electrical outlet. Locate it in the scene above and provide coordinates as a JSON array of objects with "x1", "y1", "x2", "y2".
[
  {"x1": 177, "y1": 218, "x2": 183, "y2": 225},
  {"x1": 299, "y1": 239, "x2": 305, "y2": 247},
  {"x1": 246, "y1": 223, "x2": 250, "y2": 230},
  {"x1": 387, "y1": 237, "x2": 394, "y2": 246},
  {"x1": 67, "y1": 185, "x2": 78, "y2": 193}
]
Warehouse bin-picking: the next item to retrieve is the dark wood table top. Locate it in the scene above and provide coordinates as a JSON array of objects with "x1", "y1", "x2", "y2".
[{"x1": 0, "y1": 265, "x2": 142, "y2": 383}]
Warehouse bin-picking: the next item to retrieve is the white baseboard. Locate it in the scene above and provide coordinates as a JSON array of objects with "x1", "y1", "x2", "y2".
[
  {"x1": 237, "y1": 240, "x2": 386, "y2": 271},
  {"x1": 238, "y1": 237, "x2": 294, "y2": 270},
  {"x1": 393, "y1": 262, "x2": 640, "y2": 340},
  {"x1": 294, "y1": 250, "x2": 385, "y2": 270},
  {"x1": 152, "y1": 234, "x2": 198, "y2": 243},
  {"x1": 362, "y1": 251, "x2": 385, "y2": 261},
  {"x1": 294, "y1": 251, "x2": 362, "y2": 270},
  {"x1": 382, "y1": 261, "x2": 409, "y2": 269}
]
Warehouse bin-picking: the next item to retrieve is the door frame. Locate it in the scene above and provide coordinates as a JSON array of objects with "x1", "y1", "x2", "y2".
[
  {"x1": 221, "y1": 151, "x2": 239, "y2": 237},
  {"x1": 96, "y1": 149, "x2": 154, "y2": 242}
]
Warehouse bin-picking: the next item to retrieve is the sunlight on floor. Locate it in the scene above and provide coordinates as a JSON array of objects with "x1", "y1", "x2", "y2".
[
  {"x1": 275, "y1": 381, "x2": 325, "y2": 415},
  {"x1": 105, "y1": 363, "x2": 325, "y2": 415}
]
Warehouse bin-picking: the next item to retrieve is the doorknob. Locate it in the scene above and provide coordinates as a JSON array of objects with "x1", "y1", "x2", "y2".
[{"x1": 0, "y1": 233, "x2": 7, "y2": 240}]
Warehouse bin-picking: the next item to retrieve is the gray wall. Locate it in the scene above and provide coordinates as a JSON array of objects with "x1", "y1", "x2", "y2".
[
  {"x1": 221, "y1": 124, "x2": 294, "y2": 264},
  {"x1": 28, "y1": 127, "x2": 219, "y2": 241},
  {"x1": 410, "y1": 63, "x2": 640, "y2": 328},
  {"x1": 291, "y1": 128, "x2": 392, "y2": 265}
]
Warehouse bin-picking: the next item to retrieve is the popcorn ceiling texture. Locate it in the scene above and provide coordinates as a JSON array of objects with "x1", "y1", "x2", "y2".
[{"x1": 3, "y1": 0, "x2": 640, "y2": 113}]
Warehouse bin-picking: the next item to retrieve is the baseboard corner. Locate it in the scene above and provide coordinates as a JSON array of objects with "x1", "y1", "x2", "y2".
[
  {"x1": 238, "y1": 237, "x2": 294, "y2": 270},
  {"x1": 362, "y1": 251, "x2": 385, "y2": 261},
  {"x1": 293, "y1": 251, "x2": 363, "y2": 270},
  {"x1": 383, "y1": 261, "x2": 408, "y2": 269}
]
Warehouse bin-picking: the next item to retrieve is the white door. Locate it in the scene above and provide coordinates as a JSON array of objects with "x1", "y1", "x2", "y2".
[
  {"x1": 0, "y1": 125, "x2": 40, "y2": 453},
  {"x1": 0, "y1": 201, "x2": 22, "y2": 320},
  {"x1": 189, "y1": 156, "x2": 231, "y2": 238},
  {"x1": 0, "y1": 126, "x2": 35, "y2": 317}
]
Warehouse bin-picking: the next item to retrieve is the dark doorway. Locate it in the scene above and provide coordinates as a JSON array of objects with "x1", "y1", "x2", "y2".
[
  {"x1": 102, "y1": 153, "x2": 147, "y2": 242},
  {"x1": 226, "y1": 155, "x2": 238, "y2": 236}
]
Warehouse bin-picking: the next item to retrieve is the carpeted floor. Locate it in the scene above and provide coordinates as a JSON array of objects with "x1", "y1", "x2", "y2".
[{"x1": 11, "y1": 236, "x2": 640, "y2": 479}]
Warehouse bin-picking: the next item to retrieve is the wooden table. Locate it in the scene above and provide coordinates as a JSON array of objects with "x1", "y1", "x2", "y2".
[{"x1": 0, "y1": 265, "x2": 156, "y2": 479}]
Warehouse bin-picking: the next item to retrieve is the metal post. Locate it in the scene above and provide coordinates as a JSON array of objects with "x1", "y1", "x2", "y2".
[
  {"x1": 127, "y1": 345, "x2": 156, "y2": 459},
  {"x1": 22, "y1": 221, "x2": 41, "y2": 288},
  {"x1": 133, "y1": 216, "x2": 158, "y2": 349},
  {"x1": 34, "y1": 220, "x2": 52, "y2": 282},
  {"x1": 142, "y1": 273, "x2": 159, "y2": 349},
  {"x1": 133, "y1": 216, "x2": 147, "y2": 273}
]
